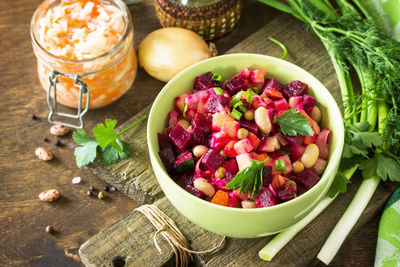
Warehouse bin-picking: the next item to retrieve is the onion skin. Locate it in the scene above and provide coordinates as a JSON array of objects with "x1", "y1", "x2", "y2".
[{"x1": 138, "y1": 27, "x2": 212, "y2": 82}]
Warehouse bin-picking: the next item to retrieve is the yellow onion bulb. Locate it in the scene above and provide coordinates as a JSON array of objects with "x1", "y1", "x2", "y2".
[{"x1": 138, "y1": 27, "x2": 214, "y2": 82}]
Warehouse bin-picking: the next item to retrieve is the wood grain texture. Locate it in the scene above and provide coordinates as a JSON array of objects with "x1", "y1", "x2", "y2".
[{"x1": 78, "y1": 13, "x2": 399, "y2": 267}]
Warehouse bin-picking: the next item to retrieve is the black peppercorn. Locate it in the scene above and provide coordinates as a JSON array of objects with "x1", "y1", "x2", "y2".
[
  {"x1": 54, "y1": 140, "x2": 61, "y2": 147},
  {"x1": 44, "y1": 138, "x2": 49, "y2": 142},
  {"x1": 103, "y1": 185, "x2": 110, "y2": 192},
  {"x1": 31, "y1": 114, "x2": 38, "y2": 120}
]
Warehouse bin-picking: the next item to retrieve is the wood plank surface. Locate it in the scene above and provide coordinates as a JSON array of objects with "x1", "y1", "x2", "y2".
[
  {"x1": 1, "y1": 0, "x2": 398, "y2": 266},
  {"x1": 78, "y1": 13, "x2": 398, "y2": 267}
]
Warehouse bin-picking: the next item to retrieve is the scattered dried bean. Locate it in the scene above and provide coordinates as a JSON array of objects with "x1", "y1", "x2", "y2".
[
  {"x1": 39, "y1": 189, "x2": 60, "y2": 201},
  {"x1": 50, "y1": 124, "x2": 70, "y2": 136},
  {"x1": 35, "y1": 147, "x2": 53, "y2": 161}
]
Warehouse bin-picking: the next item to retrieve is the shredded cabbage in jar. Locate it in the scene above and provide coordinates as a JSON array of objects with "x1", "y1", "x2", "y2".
[{"x1": 37, "y1": 0, "x2": 125, "y2": 60}]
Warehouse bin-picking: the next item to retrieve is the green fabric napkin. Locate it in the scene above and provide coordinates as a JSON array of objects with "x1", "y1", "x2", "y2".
[{"x1": 375, "y1": 187, "x2": 400, "y2": 267}]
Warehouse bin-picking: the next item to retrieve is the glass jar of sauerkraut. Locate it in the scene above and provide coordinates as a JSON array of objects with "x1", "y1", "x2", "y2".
[{"x1": 30, "y1": 0, "x2": 137, "y2": 110}]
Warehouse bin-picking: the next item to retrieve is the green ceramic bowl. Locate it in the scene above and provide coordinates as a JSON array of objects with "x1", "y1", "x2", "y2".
[{"x1": 147, "y1": 53, "x2": 344, "y2": 238}]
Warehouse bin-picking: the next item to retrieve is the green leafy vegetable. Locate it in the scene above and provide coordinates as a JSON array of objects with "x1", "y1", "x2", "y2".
[
  {"x1": 73, "y1": 116, "x2": 147, "y2": 167},
  {"x1": 277, "y1": 109, "x2": 314, "y2": 136},
  {"x1": 182, "y1": 103, "x2": 187, "y2": 118},
  {"x1": 327, "y1": 171, "x2": 351, "y2": 197},
  {"x1": 267, "y1": 36, "x2": 288, "y2": 59},
  {"x1": 360, "y1": 152, "x2": 400, "y2": 182},
  {"x1": 73, "y1": 129, "x2": 99, "y2": 168},
  {"x1": 226, "y1": 159, "x2": 268, "y2": 196}
]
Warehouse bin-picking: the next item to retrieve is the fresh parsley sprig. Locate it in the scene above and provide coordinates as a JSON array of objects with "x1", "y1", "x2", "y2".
[
  {"x1": 277, "y1": 109, "x2": 314, "y2": 136},
  {"x1": 72, "y1": 116, "x2": 147, "y2": 167},
  {"x1": 226, "y1": 159, "x2": 268, "y2": 196}
]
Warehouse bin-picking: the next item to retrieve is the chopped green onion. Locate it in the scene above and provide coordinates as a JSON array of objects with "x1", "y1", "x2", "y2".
[
  {"x1": 233, "y1": 101, "x2": 247, "y2": 113},
  {"x1": 212, "y1": 73, "x2": 223, "y2": 82},
  {"x1": 231, "y1": 108, "x2": 243, "y2": 120},
  {"x1": 183, "y1": 103, "x2": 188, "y2": 118},
  {"x1": 239, "y1": 105, "x2": 247, "y2": 113},
  {"x1": 230, "y1": 90, "x2": 245, "y2": 106},
  {"x1": 274, "y1": 159, "x2": 287, "y2": 172},
  {"x1": 268, "y1": 36, "x2": 288, "y2": 60},
  {"x1": 213, "y1": 87, "x2": 224, "y2": 95},
  {"x1": 245, "y1": 91, "x2": 253, "y2": 104}
]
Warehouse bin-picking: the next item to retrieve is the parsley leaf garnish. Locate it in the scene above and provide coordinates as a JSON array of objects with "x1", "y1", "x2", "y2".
[
  {"x1": 72, "y1": 116, "x2": 147, "y2": 167},
  {"x1": 327, "y1": 171, "x2": 351, "y2": 197},
  {"x1": 277, "y1": 109, "x2": 314, "y2": 136},
  {"x1": 226, "y1": 159, "x2": 268, "y2": 196},
  {"x1": 360, "y1": 152, "x2": 400, "y2": 182},
  {"x1": 73, "y1": 129, "x2": 99, "y2": 168}
]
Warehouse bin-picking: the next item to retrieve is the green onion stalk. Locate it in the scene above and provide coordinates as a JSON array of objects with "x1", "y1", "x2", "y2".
[{"x1": 258, "y1": 0, "x2": 400, "y2": 264}]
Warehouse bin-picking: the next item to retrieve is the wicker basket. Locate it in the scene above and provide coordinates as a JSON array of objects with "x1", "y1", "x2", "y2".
[{"x1": 154, "y1": 0, "x2": 242, "y2": 41}]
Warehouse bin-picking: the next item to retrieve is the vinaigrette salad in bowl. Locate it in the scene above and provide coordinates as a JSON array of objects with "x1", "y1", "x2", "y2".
[{"x1": 157, "y1": 68, "x2": 331, "y2": 209}]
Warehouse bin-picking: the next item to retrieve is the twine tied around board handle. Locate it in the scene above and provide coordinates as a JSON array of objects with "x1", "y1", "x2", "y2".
[{"x1": 135, "y1": 204, "x2": 226, "y2": 267}]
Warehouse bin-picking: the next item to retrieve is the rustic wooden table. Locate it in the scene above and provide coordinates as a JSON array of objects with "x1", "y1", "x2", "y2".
[{"x1": 0, "y1": 0, "x2": 382, "y2": 266}]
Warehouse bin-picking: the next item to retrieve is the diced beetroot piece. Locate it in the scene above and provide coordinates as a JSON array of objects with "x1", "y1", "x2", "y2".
[
  {"x1": 223, "y1": 140, "x2": 238, "y2": 158},
  {"x1": 251, "y1": 69, "x2": 266, "y2": 84},
  {"x1": 274, "y1": 98, "x2": 289, "y2": 112},
  {"x1": 313, "y1": 158, "x2": 327, "y2": 175},
  {"x1": 158, "y1": 147, "x2": 175, "y2": 173},
  {"x1": 297, "y1": 94, "x2": 317, "y2": 114},
  {"x1": 221, "y1": 120, "x2": 240, "y2": 138},
  {"x1": 158, "y1": 133, "x2": 172, "y2": 150},
  {"x1": 175, "y1": 93, "x2": 190, "y2": 112},
  {"x1": 282, "y1": 80, "x2": 309, "y2": 99},
  {"x1": 285, "y1": 135, "x2": 303, "y2": 146},
  {"x1": 205, "y1": 94, "x2": 231, "y2": 114},
  {"x1": 275, "y1": 154, "x2": 293, "y2": 174},
  {"x1": 239, "y1": 120, "x2": 259, "y2": 135},
  {"x1": 191, "y1": 129, "x2": 206, "y2": 146},
  {"x1": 294, "y1": 168, "x2": 320, "y2": 190},
  {"x1": 193, "y1": 72, "x2": 222, "y2": 92},
  {"x1": 223, "y1": 160, "x2": 239, "y2": 181},
  {"x1": 262, "y1": 165, "x2": 272, "y2": 187},
  {"x1": 255, "y1": 188, "x2": 276, "y2": 208},
  {"x1": 240, "y1": 68, "x2": 251, "y2": 78},
  {"x1": 212, "y1": 112, "x2": 234, "y2": 131},
  {"x1": 212, "y1": 178, "x2": 227, "y2": 191},
  {"x1": 263, "y1": 78, "x2": 284, "y2": 92},
  {"x1": 278, "y1": 187, "x2": 297, "y2": 201},
  {"x1": 316, "y1": 128, "x2": 331, "y2": 159},
  {"x1": 269, "y1": 150, "x2": 283, "y2": 159},
  {"x1": 210, "y1": 131, "x2": 231, "y2": 150},
  {"x1": 168, "y1": 110, "x2": 179, "y2": 128},
  {"x1": 257, "y1": 135, "x2": 280, "y2": 153},
  {"x1": 288, "y1": 96, "x2": 303, "y2": 108},
  {"x1": 288, "y1": 144, "x2": 303, "y2": 162},
  {"x1": 236, "y1": 153, "x2": 253, "y2": 171},
  {"x1": 225, "y1": 75, "x2": 250, "y2": 95},
  {"x1": 185, "y1": 185, "x2": 205, "y2": 199},
  {"x1": 247, "y1": 132, "x2": 261, "y2": 150},
  {"x1": 200, "y1": 148, "x2": 224, "y2": 172},
  {"x1": 169, "y1": 124, "x2": 191, "y2": 152},
  {"x1": 175, "y1": 172, "x2": 193, "y2": 187},
  {"x1": 234, "y1": 138, "x2": 254, "y2": 155},
  {"x1": 191, "y1": 113, "x2": 212, "y2": 134},
  {"x1": 228, "y1": 192, "x2": 241, "y2": 207}
]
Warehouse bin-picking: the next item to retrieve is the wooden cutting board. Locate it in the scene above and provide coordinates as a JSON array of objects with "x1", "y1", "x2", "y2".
[{"x1": 78, "y1": 14, "x2": 395, "y2": 267}]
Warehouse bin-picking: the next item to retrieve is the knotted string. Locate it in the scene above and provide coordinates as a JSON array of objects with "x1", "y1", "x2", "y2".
[{"x1": 135, "y1": 204, "x2": 226, "y2": 267}]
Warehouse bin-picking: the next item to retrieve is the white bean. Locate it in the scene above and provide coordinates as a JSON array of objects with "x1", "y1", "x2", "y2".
[
  {"x1": 310, "y1": 106, "x2": 322, "y2": 123},
  {"x1": 241, "y1": 200, "x2": 257, "y2": 209},
  {"x1": 192, "y1": 145, "x2": 208, "y2": 157},
  {"x1": 193, "y1": 178, "x2": 215, "y2": 197},
  {"x1": 254, "y1": 107, "x2": 272, "y2": 135},
  {"x1": 177, "y1": 119, "x2": 190, "y2": 129},
  {"x1": 50, "y1": 124, "x2": 70, "y2": 136},
  {"x1": 35, "y1": 147, "x2": 53, "y2": 161},
  {"x1": 301, "y1": 144, "x2": 320, "y2": 168}
]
